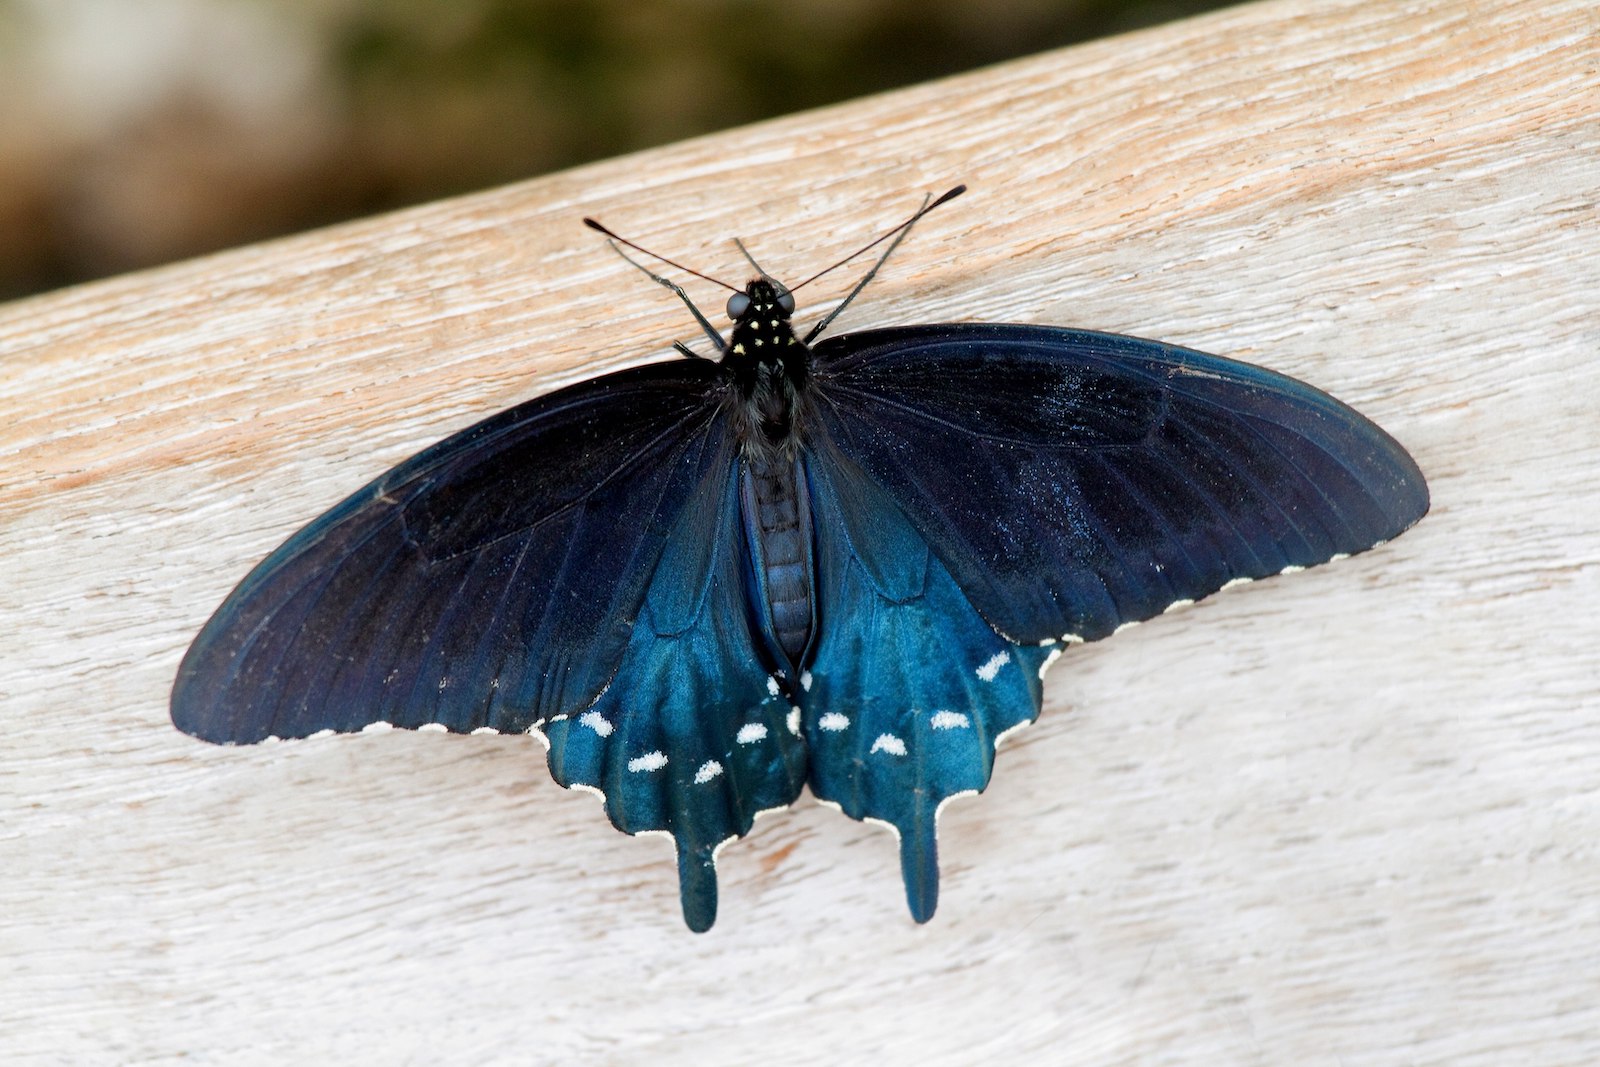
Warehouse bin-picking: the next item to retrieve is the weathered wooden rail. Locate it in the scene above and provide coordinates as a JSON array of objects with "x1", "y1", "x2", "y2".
[{"x1": 3, "y1": 0, "x2": 1597, "y2": 1061}]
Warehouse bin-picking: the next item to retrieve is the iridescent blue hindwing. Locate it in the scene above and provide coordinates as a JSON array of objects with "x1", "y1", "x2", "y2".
[
  {"x1": 543, "y1": 462, "x2": 808, "y2": 932},
  {"x1": 802, "y1": 442, "x2": 1052, "y2": 921}
]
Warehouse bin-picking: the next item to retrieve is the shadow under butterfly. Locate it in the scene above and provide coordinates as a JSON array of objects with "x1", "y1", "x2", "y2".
[{"x1": 172, "y1": 185, "x2": 1429, "y2": 932}]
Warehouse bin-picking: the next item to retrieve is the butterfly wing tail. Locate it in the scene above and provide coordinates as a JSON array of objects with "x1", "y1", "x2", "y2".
[
  {"x1": 803, "y1": 445, "x2": 1052, "y2": 921},
  {"x1": 542, "y1": 466, "x2": 808, "y2": 931}
]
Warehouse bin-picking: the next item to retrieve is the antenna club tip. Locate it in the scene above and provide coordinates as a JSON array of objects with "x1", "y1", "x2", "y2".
[{"x1": 936, "y1": 184, "x2": 967, "y2": 204}]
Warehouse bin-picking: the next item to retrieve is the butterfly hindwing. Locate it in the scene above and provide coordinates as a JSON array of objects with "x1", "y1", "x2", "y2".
[
  {"x1": 172, "y1": 361, "x2": 728, "y2": 743},
  {"x1": 811, "y1": 324, "x2": 1429, "y2": 646},
  {"x1": 803, "y1": 442, "x2": 1053, "y2": 921},
  {"x1": 544, "y1": 462, "x2": 808, "y2": 931}
]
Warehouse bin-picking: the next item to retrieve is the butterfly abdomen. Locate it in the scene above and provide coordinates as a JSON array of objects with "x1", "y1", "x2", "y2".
[{"x1": 740, "y1": 454, "x2": 816, "y2": 670}]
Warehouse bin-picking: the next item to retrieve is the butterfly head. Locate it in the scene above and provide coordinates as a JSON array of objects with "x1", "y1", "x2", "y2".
[{"x1": 725, "y1": 278, "x2": 801, "y2": 360}]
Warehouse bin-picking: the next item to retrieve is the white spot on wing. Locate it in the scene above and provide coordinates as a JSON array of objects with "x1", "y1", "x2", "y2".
[
  {"x1": 934, "y1": 788, "x2": 980, "y2": 828},
  {"x1": 975, "y1": 650, "x2": 1010, "y2": 682},
  {"x1": 579, "y1": 711, "x2": 613, "y2": 737},
  {"x1": 308, "y1": 729, "x2": 335, "y2": 740},
  {"x1": 1113, "y1": 620, "x2": 1140, "y2": 635},
  {"x1": 628, "y1": 750, "x2": 668, "y2": 773},
  {"x1": 418, "y1": 722, "x2": 448, "y2": 733},
  {"x1": 819, "y1": 712, "x2": 850, "y2": 732},
  {"x1": 787, "y1": 707, "x2": 802, "y2": 736},
  {"x1": 1222, "y1": 576, "x2": 1254, "y2": 591},
  {"x1": 362, "y1": 721, "x2": 394, "y2": 734},
  {"x1": 737, "y1": 722, "x2": 768, "y2": 744},
  {"x1": 929, "y1": 710, "x2": 970, "y2": 731},
  {"x1": 995, "y1": 718, "x2": 1034, "y2": 750},
  {"x1": 1280, "y1": 564, "x2": 1305, "y2": 575},
  {"x1": 870, "y1": 733, "x2": 907, "y2": 756},
  {"x1": 767, "y1": 676, "x2": 781, "y2": 697},
  {"x1": 694, "y1": 760, "x2": 723, "y2": 784},
  {"x1": 471, "y1": 726, "x2": 498, "y2": 736},
  {"x1": 801, "y1": 670, "x2": 813, "y2": 691},
  {"x1": 1039, "y1": 647, "x2": 1064, "y2": 680},
  {"x1": 1163, "y1": 598, "x2": 1195, "y2": 614}
]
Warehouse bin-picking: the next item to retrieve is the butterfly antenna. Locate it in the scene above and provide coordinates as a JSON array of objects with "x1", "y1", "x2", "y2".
[
  {"x1": 584, "y1": 217, "x2": 739, "y2": 351},
  {"x1": 733, "y1": 237, "x2": 778, "y2": 285},
  {"x1": 799, "y1": 184, "x2": 966, "y2": 344}
]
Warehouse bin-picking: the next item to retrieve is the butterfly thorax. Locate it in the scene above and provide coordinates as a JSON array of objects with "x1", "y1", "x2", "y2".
[
  {"x1": 723, "y1": 279, "x2": 810, "y2": 455},
  {"x1": 722, "y1": 279, "x2": 817, "y2": 672}
]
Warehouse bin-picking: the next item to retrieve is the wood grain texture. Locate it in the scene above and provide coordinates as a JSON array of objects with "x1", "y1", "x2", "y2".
[{"x1": 3, "y1": 0, "x2": 1597, "y2": 1062}]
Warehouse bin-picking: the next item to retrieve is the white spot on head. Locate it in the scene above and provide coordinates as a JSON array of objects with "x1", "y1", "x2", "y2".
[
  {"x1": 870, "y1": 733, "x2": 907, "y2": 756},
  {"x1": 975, "y1": 650, "x2": 1010, "y2": 682},
  {"x1": 787, "y1": 706, "x2": 802, "y2": 736},
  {"x1": 694, "y1": 760, "x2": 724, "y2": 784},
  {"x1": 1112, "y1": 620, "x2": 1140, "y2": 635},
  {"x1": 801, "y1": 670, "x2": 813, "y2": 691},
  {"x1": 767, "y1": 675, "x2": 781, "y2": 697},
  {"x1": 1039, "y1": 647, "x2": 1064, "y2": 680},
  {"x1": 736, "y1": 722, "x2": 768, "y2": 744},
  {"x1": 361, "y1": 721, "x2": 394, "y2": 734},
  {"x1": 818, "y1": 712, "x2": 850, "y2": 732},
  {"x1": 471, "y1": 726, "x2": 498, "y2": 736},
  {"x1": 418, "y1": 722, "x2": 448, "y2": 733},
  {"x1": 579, "y1": 710, "x2": 613, "y2": 737},
  {"x1": 628, "y1": 750, "x2": 668, "y2": 773},
  {"x1": 929, "y1": 710, "x2": 970, "y2": 731}
]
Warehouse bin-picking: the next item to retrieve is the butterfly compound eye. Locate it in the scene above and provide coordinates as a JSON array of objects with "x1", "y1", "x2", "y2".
[
  {"x1": 727, "y1": 292, "x2": 751, "y2": 319},
  {"x1": 777, "y1": 289, "x2": 795, "y2": 314}
]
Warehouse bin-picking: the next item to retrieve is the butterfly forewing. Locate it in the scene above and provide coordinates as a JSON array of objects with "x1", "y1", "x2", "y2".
[
  {"x1": 172, "y1": 360, "x2": 728, "y2": 743},
  {"x1": 808, "y1": 324, "x2": 1429, "y2": 646}
]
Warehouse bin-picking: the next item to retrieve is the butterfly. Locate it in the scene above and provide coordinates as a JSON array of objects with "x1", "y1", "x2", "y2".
[{"x1": 172, "y1": 186, "x2": 1429, "y2": 931}]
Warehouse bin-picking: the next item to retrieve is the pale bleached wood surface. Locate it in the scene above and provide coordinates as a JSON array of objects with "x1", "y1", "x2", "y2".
[{"x1": 4, "y1": 0, "x2": 1599, "y2": 1062}]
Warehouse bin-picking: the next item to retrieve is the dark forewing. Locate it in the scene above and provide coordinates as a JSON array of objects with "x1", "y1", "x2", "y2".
[
  {"x1": 809, "y1": 324, "x2": 1429, "y2": 646},
  {"x1": 172, "y1": 359, "x2": 731, "y2": 742}
]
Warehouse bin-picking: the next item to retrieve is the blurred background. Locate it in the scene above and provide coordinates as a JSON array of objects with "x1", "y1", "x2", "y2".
[{"x1": 0, "y1": 0, "x2": 1235, "y2": 301}]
